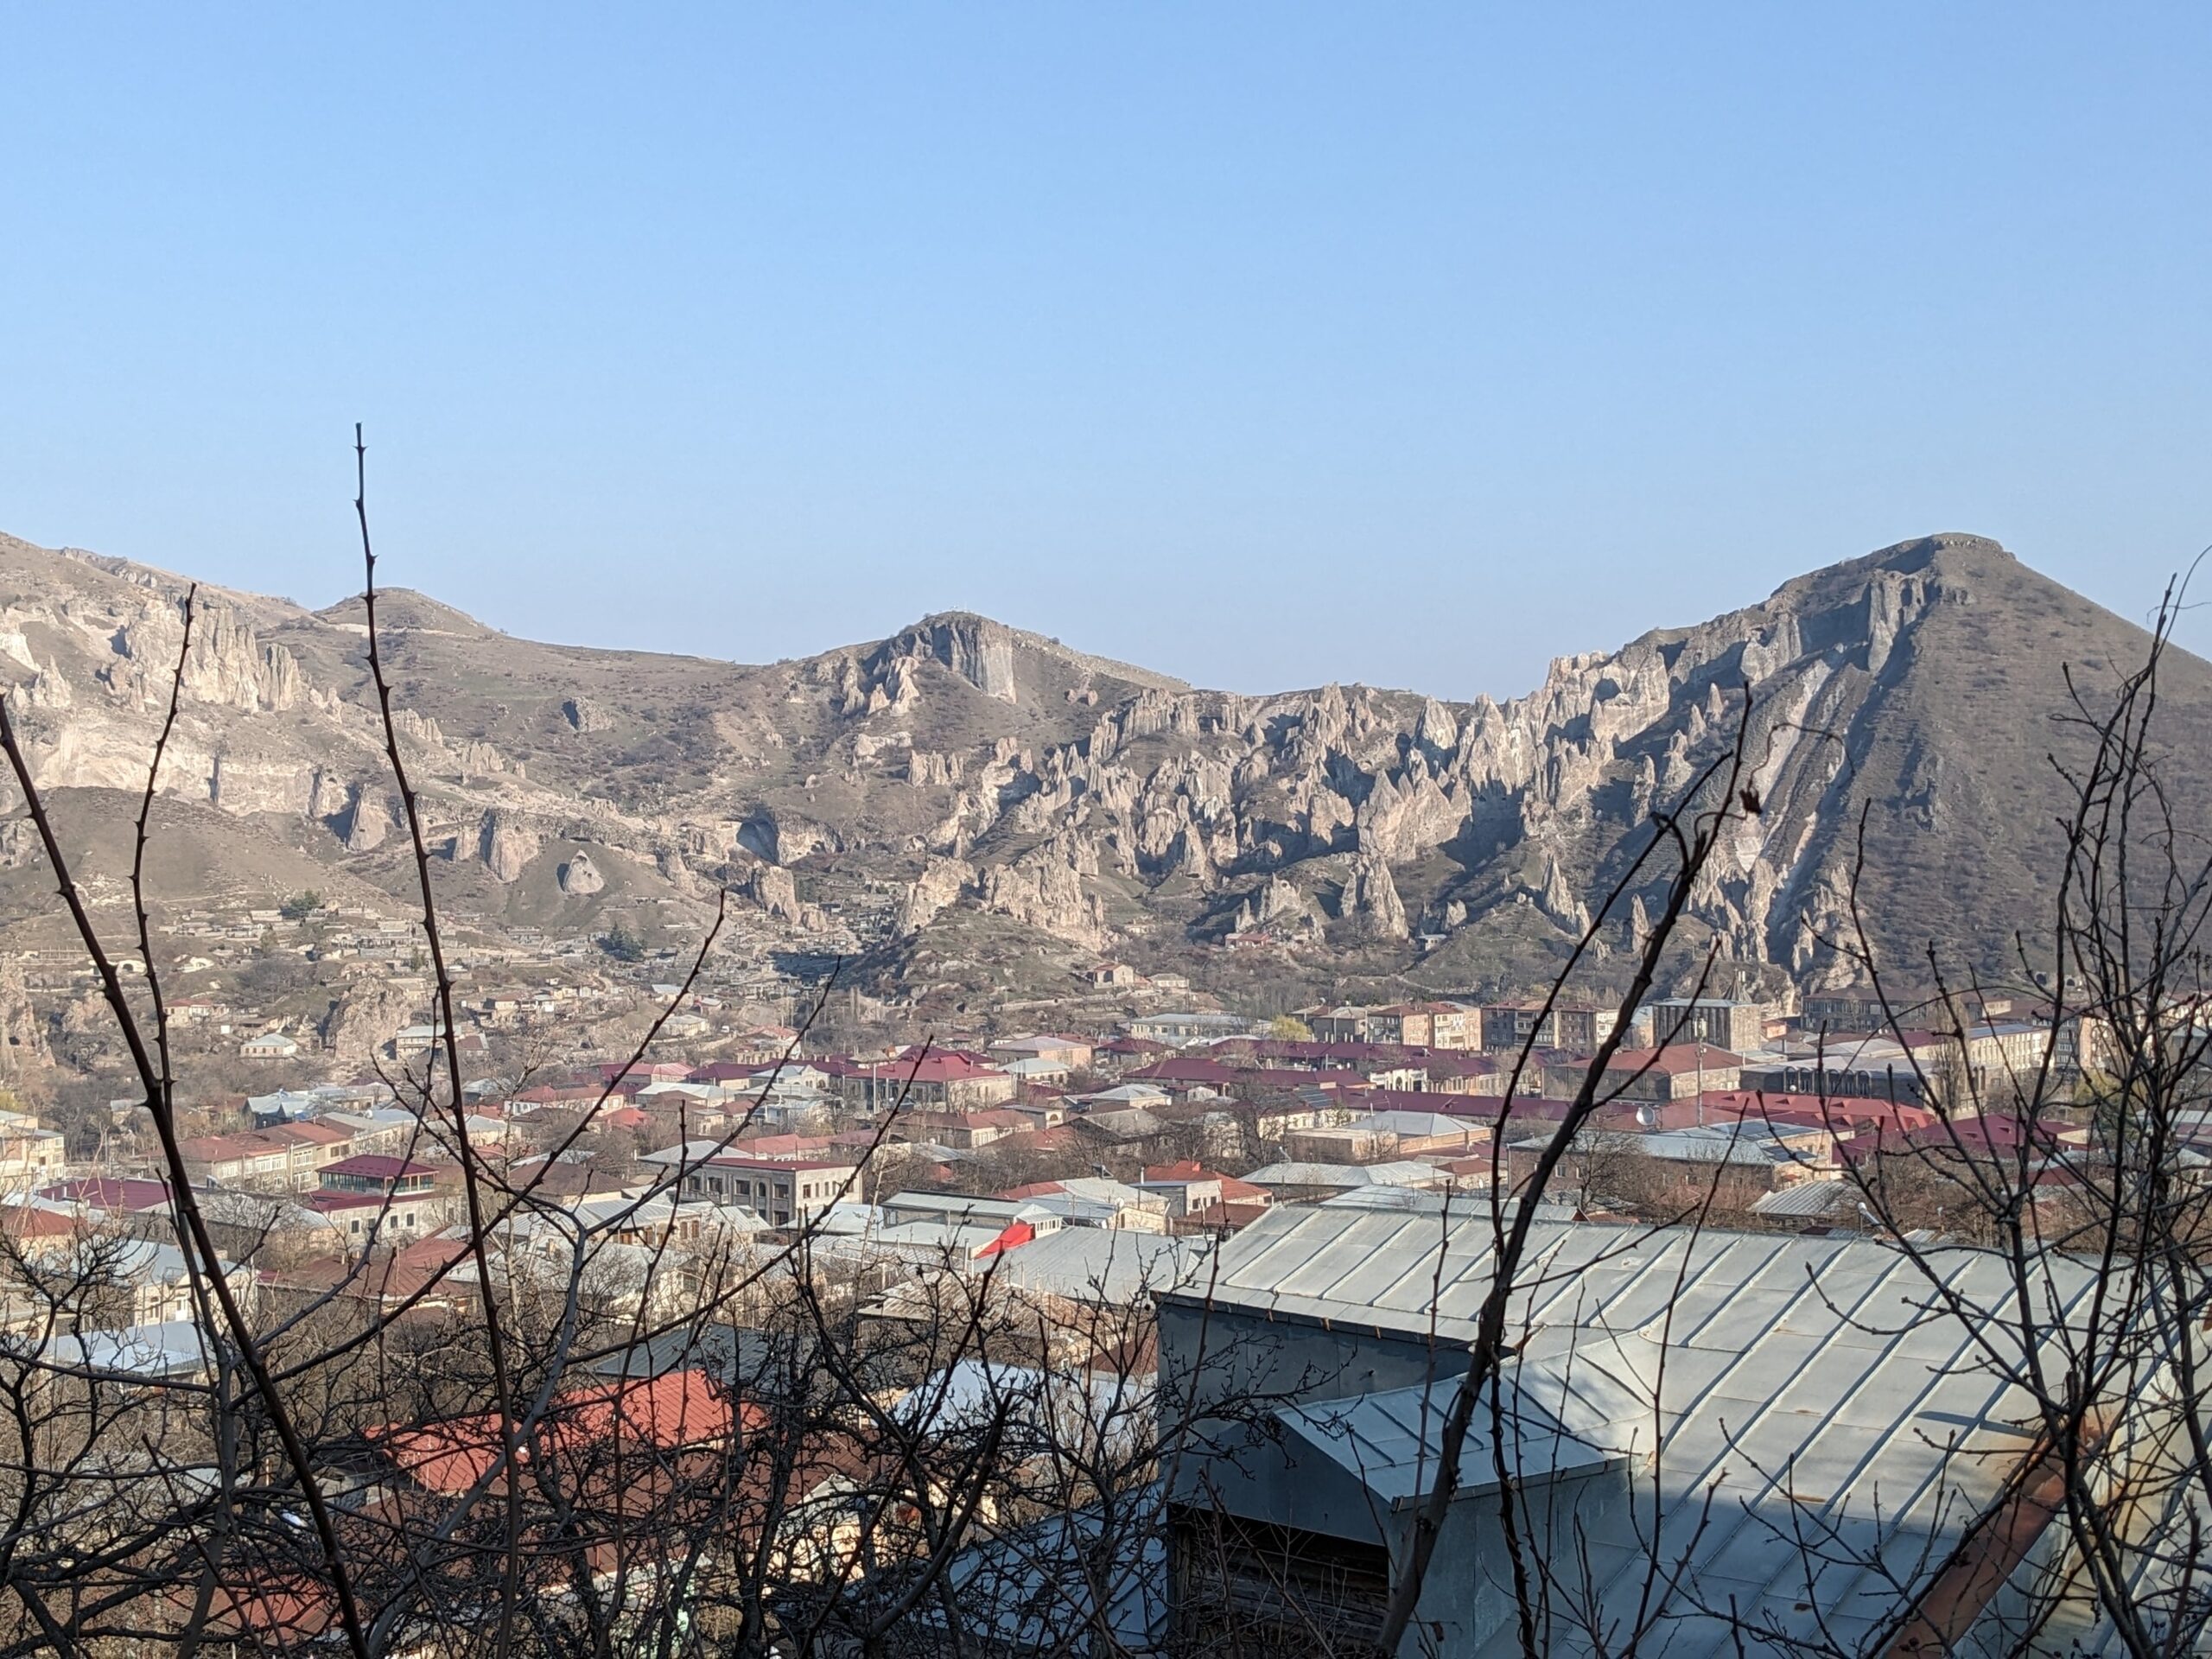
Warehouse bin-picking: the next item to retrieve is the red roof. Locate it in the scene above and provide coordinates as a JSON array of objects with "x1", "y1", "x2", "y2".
[
  {"x1": 179, "y1": 1129, "x2": 296, "y2": 1163},
  {"x1": 1837, "y1": 1113, "x2": 2067, "y2": 1165},
  {"x1": 1605, "y1": 1044, "x2": 1743, "y2": 1075},
  {"x1": 375, "y1": 1369, "x2": 758, "y2": 1495},
  {"x1": 1126, "y1": 1058, "x2": 1333, "y2": 1093},
  {"x1": 269, "y1": 1119, "x2": 354, "y2": 1146},
  {"x1": 41, "y1": 1177, "x2": 171, "y2": 1213},
  {"x1": 1694, "y1": 1091, "x2": 1936, "y2": 1133},
  {"x1": 1142, "y1": 1160, "x2": 1213, "y2": 1182},
  {"x1": 883, "y1": 1052, "x2": 1011, "y2": 1084},
  {"x1": 199, "y1": 1577, "x2": 336, "y2": 1642},
  {"x1": 977, "y1": 1218, "x2": 1035, "y2": 1257},
  {"x1": 0, "y1": 1205, "x2": 79, "y2": 1241}
]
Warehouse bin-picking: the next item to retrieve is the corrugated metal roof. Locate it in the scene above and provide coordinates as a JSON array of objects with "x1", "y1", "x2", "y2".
[{"x1": 1750, "y1": 1178, "x2": 1860, "y2": 1217}]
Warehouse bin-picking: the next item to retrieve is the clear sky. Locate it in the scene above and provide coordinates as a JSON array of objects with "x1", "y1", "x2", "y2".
[{"x1": 3, "y1": 5, "x2": 2209, "y2": 699}]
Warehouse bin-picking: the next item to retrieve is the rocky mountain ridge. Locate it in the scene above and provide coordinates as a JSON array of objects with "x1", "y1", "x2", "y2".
[{"x1": 2, "y1": 530, "x2": 2204, "y2": 999}]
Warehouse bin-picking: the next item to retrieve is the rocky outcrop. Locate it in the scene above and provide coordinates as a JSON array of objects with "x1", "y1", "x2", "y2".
[
  {"x1": 344, "y1": 787, "x2": 393, "y2": 852},
  {"x1": 906, "y1": 750, "x2": 962, "y2": 786},
  {"x1": 558, "y1": 850, "x2": 606, "y2": 895},
  {"x1": 1230, "y1": 874, "x2": 1319, "y2": 939},
  {"x1": 0, "y1": 526, "x2": 2180, "y2": 994},
  {"x1": 320, "y1": 979, "x2": 415, "y2": 1065},
  {"x1": 1342, "y1": 852, "x2": 1409, "y2": 941},
  {"x1": 0, "y1": 957, "x2": 50, "y2": 1075},
  {"x1": 211, "y1": 754, "x2": 318, "y2": 816},
  {"x1": 746, "y1": 863, "x2": 805, "y2": 925},
  {"x1": 858, "y1": 613, "x2": 1020, "y2": 707},
  {"x1": 459, "y1": 739, "x2": 509, "y2": 776},
  {"x1": 0, "y1": 821, "x2": 38, "y2": 871},
  {"x1": 159, "y1": 602, "x2": 308, "y2": 712},
  {"x1": 480, "y1": 810, "x2": 537, "y2": 882},
  {"x1": 977, "y1": 842, "x2": 1108, "y2": 949},
  {"x1": 738, "y1": 809, "x2": 837, "y2": 866},
  {"x1": 895, "y1": 855, "x2": 975, "y2": 936}
]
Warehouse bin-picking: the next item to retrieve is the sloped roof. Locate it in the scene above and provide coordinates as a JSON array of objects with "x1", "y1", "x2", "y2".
[
  {"x1": 1166, "y1": 1205, "x2": 2107, "y2": 1655},
  {"x1": 375, "y1": 1369, "x2": 755, "y2": 1495}
]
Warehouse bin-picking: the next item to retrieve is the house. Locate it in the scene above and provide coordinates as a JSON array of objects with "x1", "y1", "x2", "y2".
[
  {"x1": 1125, "y1": 1011, "x2": 1253, "y2": 1045},
  {"x1": 674, "y1": 1154, "x2": 859, "y2": 1227},
  {"x1": 0, "y1": 1200, "x2": 81, "y2": 1258},
  {"x1": 988, "y1": 1033, "x2": 1096, "y2": 1071},
  {"x1": 1283, "y1": 1109, "x2": 1483, "y2": 1164},
  {"x1": 1308, "y1": 1006, "x2": 1372, "y2": 1044},
  {"x1": 827, "y1": 1052, "x2": 1018, "y2": 1111},
  {"x1": 375, "y1": 1369, "x2": 753, "y2": 1497},
  {"x1": 996, "y1": 1177, "x2": 1169, "y2": 1233},
  {"x1": 1137, "y1": 1161, "x2": 1272, "y2": 1224},
  {"x1": 0, "y1": 1236, "x2": 242, "y2": 1336},
  {"x1": 1083, "y1": 962, "x2": 1143, "y2": 988},
  {"x1": 238, "y1": 1032, "x2": 300, "y2": 1061},
  {"x1": 1359, "y1": 1003, "x2": 1477, "y2": 1048},
  {"x1": 39, "y1": 1177, "x2": 174, "y2": 1228},
  {"x1": 1074, "y1": 1080, "x2": 1173, "y2": 1113},
  {"x1": 1005, "y1": 1095, "x2": 1070, "y2": 1129},
  {"x1": 303, "y1": 1155, "x2": 455, "y2": 1242},
  {"x1": 243, "y1": 1089, "x2": 321, "y2": 1127},
  {"x1": 315, "y1": 1107, "x2": 420, "y2": 1157},
  {"x1": 177, "y1": 1130, "x2": 297, "y2": 1190},
  {"x1": 1157, "y1": 1205, "x2": 2130, "y2": 1658},
  {"x1": 0, "y1": 1109, "x2": 67, "y2": 1186},
  {"x1": 892, "y1": 1108, "x2": 1033, "y2": 1151},
  {"x1": 875, "y1": 1192, "x2": 1064, "y2": 1236},
  {"x1": 1641, "y1": 995, "x2": 1771, "y2": 1053},
  {"x1": 1595, "y1": 1043, "x2": 1742, "y2": 1101}
]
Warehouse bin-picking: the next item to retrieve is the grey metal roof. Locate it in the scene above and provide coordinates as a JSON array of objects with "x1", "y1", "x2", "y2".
[
  {"x1": 1244, "y1": 1160, "x2": 1443, "y2": 1191},
  {"x1": 988, "y1": 1228, "x2": 1213, "y2": 1305},
  {"x1": 1749, "y1": 1178, "x2": 1862, "y2": 1217},
  {"x1": 1281, "y1": 1377, "x2": 1619, "y2": 1507},
  {"x1": 1169, "y1": 1205, "x2": 2105, "y2": 1656}
]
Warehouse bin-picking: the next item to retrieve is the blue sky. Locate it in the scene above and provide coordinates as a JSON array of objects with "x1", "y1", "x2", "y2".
[{"x1": 3, "y1": 4, "x2": 2208, "y2": 697}]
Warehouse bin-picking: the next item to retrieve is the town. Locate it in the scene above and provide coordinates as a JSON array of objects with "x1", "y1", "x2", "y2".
[
  {"x1": 7, "y1": 3, "x2": 2210, "y2": 1643},
  {"x1": 0, "y1": 892, "x2": 2181, "y2": 1653}
]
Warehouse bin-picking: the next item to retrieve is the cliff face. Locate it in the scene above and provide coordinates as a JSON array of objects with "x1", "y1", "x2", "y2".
[{"x1": 2, "y1": 530, "x2": 2203, "y2": 991}]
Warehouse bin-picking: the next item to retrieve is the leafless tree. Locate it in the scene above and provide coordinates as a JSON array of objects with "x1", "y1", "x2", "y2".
[{"x1": 2, "y1": 442, "x2": 2206, "y2": 1659}]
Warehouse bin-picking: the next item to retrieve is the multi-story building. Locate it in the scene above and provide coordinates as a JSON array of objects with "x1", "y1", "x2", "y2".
[
  {"x1": 0, "y1": 1109, "x2": 67, "y2": 1190},
  {"x1": 677, "y1": 1154, "x2": 859, "y2": 1228},
  {"x1": 1641, "y1": 997, "x2": 1770, "y2": 1054},
  {"x1": 1482, "y1": 1002, "x2": 1630, "y2": 1054}
]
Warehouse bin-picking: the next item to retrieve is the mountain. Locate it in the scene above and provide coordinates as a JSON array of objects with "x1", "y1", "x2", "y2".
[{"x1": 1, "y1": 529, "x2": 2204, "y2": 1007}]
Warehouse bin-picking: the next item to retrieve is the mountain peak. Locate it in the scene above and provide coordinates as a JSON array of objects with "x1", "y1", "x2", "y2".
[{"x1": 313, "y1": 588, "x2": 494, "y2": 635}]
